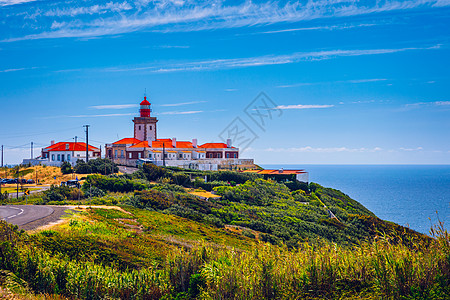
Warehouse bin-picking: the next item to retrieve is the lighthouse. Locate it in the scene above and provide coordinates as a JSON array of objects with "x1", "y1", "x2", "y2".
[{"x1": 133, "y1": 96, "x2": 158, "y2": 142}]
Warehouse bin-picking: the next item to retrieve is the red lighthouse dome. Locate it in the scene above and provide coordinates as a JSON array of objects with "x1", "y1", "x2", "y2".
[{"x1": 140, "y1": 96, "x2": 151, "y2": 117}]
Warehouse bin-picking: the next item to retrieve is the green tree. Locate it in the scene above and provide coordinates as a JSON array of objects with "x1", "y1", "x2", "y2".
[
  {"x1": 60, "y1": 161, "x2": 73, "y2": 175},
  {"x1": 74, "y1": 160, "x2": 92, "y2": 174}
]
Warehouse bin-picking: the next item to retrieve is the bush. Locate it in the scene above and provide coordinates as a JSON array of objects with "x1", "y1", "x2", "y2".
[
  {"x1": 60, "y1": 161, "x2": 73, "y2": 175},
  {"x1": 84, "y1": 174, "x2": 148, "y2": 193},
  {"x1": 84, "y1": 186, "x2": 105, "y2": 198},
  {"x1": 39, "y1": 185, "x2": 72, "y2": 204},
  {"x1": 87, "y1": 158, "x2": 119, "y2": 175},
  {"x1": 73, "y1": 160, "x2": 92, "y2": 174},
  {"x1": 209, "y1": 170, "x2": 261, "y2": 184},
  {"x1": 171, "y1": 172, "x2": 191, "y2": 187},
  {"x1": 142, "y1": 163, "x2": 167, "y2": 181},
  {"x1": 74, "y1": 158, "x2": 118, "y2": 175},
  {"x1": 132, "y1": 189, "x2": 173, "y2": 210}
]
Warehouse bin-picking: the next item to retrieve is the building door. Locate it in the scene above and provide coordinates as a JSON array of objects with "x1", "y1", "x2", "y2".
[{"x1": 61, "y1": 154, "x2": 65, "y2": 162}]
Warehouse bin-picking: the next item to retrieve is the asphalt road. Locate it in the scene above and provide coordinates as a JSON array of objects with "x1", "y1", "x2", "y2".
[{"x1": 0, "y1": 205, "x2": 54, "y2": 226}]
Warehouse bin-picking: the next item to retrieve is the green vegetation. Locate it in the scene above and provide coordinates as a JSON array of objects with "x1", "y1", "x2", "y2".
[
  {"x1": 73, "y1": 158, "x2": 119, "y2": 175},
  {"x1": 1, "y1": 164, "x2": 448, "y2": 299},
  {"x1": 60, "y1": 161, "x2": 73, "y2": 175}
]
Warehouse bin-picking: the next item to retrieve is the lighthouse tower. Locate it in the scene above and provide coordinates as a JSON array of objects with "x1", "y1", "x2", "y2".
[{"x1": 133, "y1": 96, "x2": 158, "y2": 142}]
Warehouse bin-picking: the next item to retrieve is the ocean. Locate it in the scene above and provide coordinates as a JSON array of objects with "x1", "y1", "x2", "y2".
[{"x1": 261, "y1": 164, "x2": 450, "y2": 235}]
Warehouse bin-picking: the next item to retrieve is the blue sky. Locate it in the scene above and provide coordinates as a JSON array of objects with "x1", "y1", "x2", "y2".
[{"x1": 0, "y1": 0, "x2": 449, "y2": 165}]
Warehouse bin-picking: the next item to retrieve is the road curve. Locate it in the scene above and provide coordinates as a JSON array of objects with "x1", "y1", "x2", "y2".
[{"x1": 0, "y1": 205, "x2": 54, "y2": 226}]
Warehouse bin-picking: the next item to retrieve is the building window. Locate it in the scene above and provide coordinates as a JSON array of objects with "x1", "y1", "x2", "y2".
[
  {"x1": 67, "y1": 154, "x2": 71, "y2": 161},
  {"x1": 150, "y1": 126, "x2": 152, "y2": 130},
  {"x1": 226, "y1": 153, "x2": 230, "y2": 158},
  {"x1": 138, "y1": 125, "x2": 141, "y2": 130},
  {"x1": 114, "y1": 150, "x2": 117, "y2": 158},
  {"x1": 121, "y1": 150, "x2": 124, "y2": 158},
  {"x1": 52, "y1": 154, "x2": 55, "y2": 161},
  {"x1": 57, "y1": 154, "x2": 61, "y2": 161},
  {"x1": 149, "y1": 153, "x2": 152, "y2": 158},
  {"x1": 138, "y1": 153, "x2": 141, "y2": 158},
  {"x1": 129, "y1": 153, "x2": 132, "y2": 159}
]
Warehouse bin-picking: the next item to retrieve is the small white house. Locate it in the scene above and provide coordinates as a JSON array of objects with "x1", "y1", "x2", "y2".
[{"x1": 41, "y1": 141, "x2": 101, "y2": 166}]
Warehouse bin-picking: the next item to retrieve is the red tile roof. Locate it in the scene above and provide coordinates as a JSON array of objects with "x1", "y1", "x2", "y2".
[
  {"x1": 45, "y1": 142, "x2": 99, "y2": 152},
  {"x1": 151, "y1": 140, "x2": 173, "y2": 148},
  {"x1": 113, "y1": 138, "x2": 141, "y2": 145},
  {"x1": 129, "y1": 141, "x2": 150, "y2": 148},
  {"x1": 176, "y1": 141, "x2": 193, "y2": 148},
  {"x1": 199, "y1": 142, "x2": 229, "y2": 148}
]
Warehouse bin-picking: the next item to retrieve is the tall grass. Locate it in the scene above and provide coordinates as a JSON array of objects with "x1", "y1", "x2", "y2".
[{"x1": 1, "y1": 219, "x2": 449, "y2": 299}]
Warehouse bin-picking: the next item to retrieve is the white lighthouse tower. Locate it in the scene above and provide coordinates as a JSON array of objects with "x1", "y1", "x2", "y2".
[{"x1": 133, "y1": 96, "x2": 158, "y2": 142}]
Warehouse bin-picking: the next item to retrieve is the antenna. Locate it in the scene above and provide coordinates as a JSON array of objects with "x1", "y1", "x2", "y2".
[{"x1": 144, "y1": 88, "x2": 147, "y2": 98}]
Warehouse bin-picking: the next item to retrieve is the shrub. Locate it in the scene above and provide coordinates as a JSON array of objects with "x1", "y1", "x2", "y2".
[
  {"x1": 83, "y1": 174, "x2": 148, "y2": 193},
  {"x1": 73, "y1": 160, "x2": 92, "y2": 174},
  {"x1": 142, "y1": 163, "x2": 167, "y2": 181},
  {"x1": 60, "y1": 161, "x2": 73, "y2": 175},
  {"x1": 39, "y1": 185, "x2": 73, "y2": 204},
  {"x1": 133, "y1": 189, "x2": 173, "y2": 210},
  {"x1": 84, "y1": 186, "x2": 105, "y2": 198}
]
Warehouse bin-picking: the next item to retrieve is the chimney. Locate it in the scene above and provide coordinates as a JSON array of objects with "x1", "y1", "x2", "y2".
[
  {"x1": 226, "y1": 139, "x2": 232, "y2": 148},
  {"x1": 51, "y1": 140, "x2": 55, "y2": 145},
  {"x1": 192, "y1": 138, "x2": 198, "y2": 148},
  {"x1": 172, "y1": 138, "x2": 177, "y2": 148}
]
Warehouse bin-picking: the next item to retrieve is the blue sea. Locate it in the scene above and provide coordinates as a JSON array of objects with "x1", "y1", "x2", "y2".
[{"x1": 262, "y1": 165, "x2": 450, "y2": 235}]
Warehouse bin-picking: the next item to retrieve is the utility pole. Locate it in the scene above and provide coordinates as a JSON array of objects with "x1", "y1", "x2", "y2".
[
  {"x1": 1, "y1": 145, "x2": 3, "y2": 167},
  {"x1": 75, "y1": 136, "x2": 78, "y2": 144},
  {"x1": 31, "y1": 142, "x2": 33, "y2": 159},
  {"x1": 83, "y1": 125, "x2": 90, "y2": 163},
  {"x1": 163, "y1": 143, "x2": 166, "y2": 167}
]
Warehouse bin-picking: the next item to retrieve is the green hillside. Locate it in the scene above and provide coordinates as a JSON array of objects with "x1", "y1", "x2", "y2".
[{"x1": 1, "y1": 164, "x2": 448, "y2": 299}]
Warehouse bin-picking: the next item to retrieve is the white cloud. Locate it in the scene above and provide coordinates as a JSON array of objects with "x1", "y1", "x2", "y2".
[
  {"x1": 399, "y1": 147, "x2": 423, "y2": 151},
  {"x1": 44, "y1": 2, "x2": 132, "y2": 17},
  {"x1": 160, "y1": 101, "x2": 206, "y2": 107},
  {"x1": 154, "y1": 45, "x2": 190, "y2": 49},
  {"x1": 159, "y1": 110, "x2": 203, "y2": 115},
  {"x1": 405, "y1": 100, "x2": 450, "y2": 107},
  {"x1": 277, "y1": 78, "x2": 388, "y2": 88},
  {"x1": 276, "y1": 104, "x2": 334, "y2": 110},
  {"x1": 104, "y1": 45, "x2": 440, "y2": 73},
  {"x1": 89, "y1": 104, "x2": 138, "y2": 109},
  {"x1": 0, "y1": 0, "x2": 36, "y2": 6},
  {"x1": 264, "y1": 146, "x2": 384, "y2": 153},
  {"x1": 68, "y1": 113, "x2": 136, "y2": 118},
  {"x1": 255, "y1": 23, "x2": 377, "y2": 35},
  {"x1": 0, "y1": 67, "x2": 37, "y2": 73},
  {"x1": 4, "y1": 0, "x2": 450, "y2": 41}
]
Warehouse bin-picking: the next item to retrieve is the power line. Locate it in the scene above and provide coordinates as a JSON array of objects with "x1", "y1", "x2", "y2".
[{"x1": 0, "y1": 126, "x2": 81, "y2": 139}]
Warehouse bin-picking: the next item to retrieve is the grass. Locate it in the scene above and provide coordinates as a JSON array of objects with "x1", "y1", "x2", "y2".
[{"x1": 1, "y1": 217, "x2": 449, "y2": 299}]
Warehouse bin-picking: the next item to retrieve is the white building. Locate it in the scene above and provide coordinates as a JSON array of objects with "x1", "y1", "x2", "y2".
[{"x1": 39, "y1": 141, "x2": 101, "y2": 166}]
